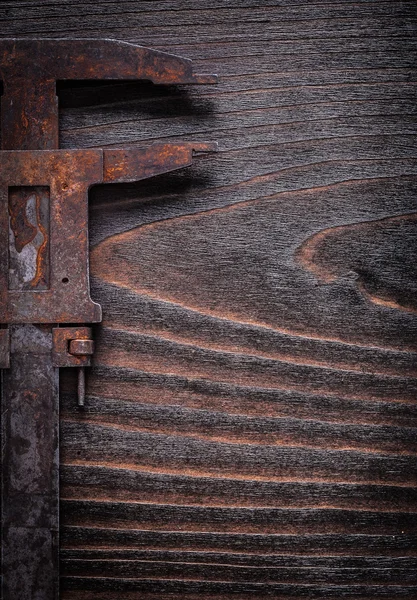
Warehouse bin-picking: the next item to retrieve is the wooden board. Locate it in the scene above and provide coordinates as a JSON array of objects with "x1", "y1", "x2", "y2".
[{"x1": 1, "y1": 1, "x2": 417, "y2": 597}]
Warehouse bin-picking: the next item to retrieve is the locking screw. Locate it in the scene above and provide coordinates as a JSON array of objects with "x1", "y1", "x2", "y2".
[
  {"x1": 68, "y1": 338, "x2": 94, "y2": 407},
  {"x1": 69, "y1": 339, "x2": 94, "y2": 356}
]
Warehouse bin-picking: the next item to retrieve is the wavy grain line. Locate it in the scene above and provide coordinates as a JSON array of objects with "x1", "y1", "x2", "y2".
[{"x1": 92, "y1": 175, "x2": 417, "y2": 354}]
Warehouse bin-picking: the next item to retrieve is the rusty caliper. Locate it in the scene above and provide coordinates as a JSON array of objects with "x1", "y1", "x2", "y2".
[{"x1": 0, "y1": 39, "x2": 217, "y2": 599}]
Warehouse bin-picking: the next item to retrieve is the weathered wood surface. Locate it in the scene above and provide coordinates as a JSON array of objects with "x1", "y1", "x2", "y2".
[{"x1": 2, "y1": 1, "x2": 417, "y2": 597}]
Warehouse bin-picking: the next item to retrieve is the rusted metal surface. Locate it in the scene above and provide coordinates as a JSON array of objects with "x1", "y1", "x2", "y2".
[
  {"x1": 0, "y1": 37, "x2": 217, "y2": 599},
  {"x1": 8, "y1": 186, "x2": 50, "y2": 290},
  {"x1": 2, "y1": 324, "x2": 59, "y2": 600},
  {"x1": 0, "y1": 150, "x2": 102, "y2": 324},
  {"x1": 69, "y1": 338, "x2": 94, "y2": 357},
  {"x1": 0, "y1": 328, "x2": 10, "y2": 368},
  {"x1": 52, "y1": 327, "x2": 94, "y2": 368},
  {"x1": 77, "y1": 368, "x2": 86, "y2": 408},
  {"x1": 103, "y1": 142, "x2": 218, "y2": 183},
  {"x1": 0, "y1": 38, "x2": 217, "y2": 151},
  {"x1": 52, "y1": 327, "x2": 95, "y2": 408},
  {"x1": 0, "y1": 143, "x2": 215, "y2": 325}
]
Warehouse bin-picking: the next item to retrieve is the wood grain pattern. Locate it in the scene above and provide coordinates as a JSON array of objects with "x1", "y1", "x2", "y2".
[{"x1": 2, "y1": 1, "x2": 417, "y2": 597}]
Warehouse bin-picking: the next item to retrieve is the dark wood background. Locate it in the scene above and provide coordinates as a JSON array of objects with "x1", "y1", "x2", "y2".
[{"x1": 2, "y1": 1, "x2": 417, "y2": 598}]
